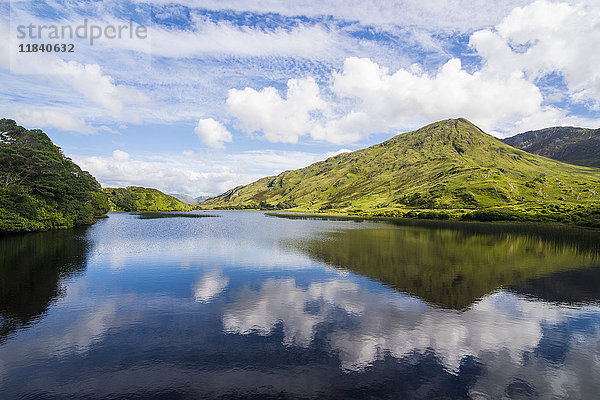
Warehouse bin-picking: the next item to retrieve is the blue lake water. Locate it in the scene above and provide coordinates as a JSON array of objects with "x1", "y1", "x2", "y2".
[{"x1": 1, "y1": 211, "x2": 600, "y2": 399}]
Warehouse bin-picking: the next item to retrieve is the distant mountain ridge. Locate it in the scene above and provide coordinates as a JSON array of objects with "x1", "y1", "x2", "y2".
[
  {"x1": 203, "y1": 118, "x2": 600, "y2": 225},
  {"x1": 503, "y1": 126, "x2": 600, "y2": 168},
  {"x1": 170, "y1": 194, "x2": 212, "y2": 204},
  {"x1": 170, "y1": 193, "x2": 198, "y2": 204}
]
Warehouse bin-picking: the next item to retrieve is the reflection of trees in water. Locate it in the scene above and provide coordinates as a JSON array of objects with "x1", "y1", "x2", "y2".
[
  {"x1": 0, "y1": 228, "x2": 90, "y2": 340},
  {"x1": 297, "y1": 223, "x2": 600, "y2": 309}
]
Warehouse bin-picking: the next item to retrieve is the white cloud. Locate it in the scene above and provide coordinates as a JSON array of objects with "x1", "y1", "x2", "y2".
[
  {"x1": 218, "y1": 1, "x2": 600, "y2": 142},
  {"x1": 311, "y1": 111, "x2": 372, "y2": 144},
  {"x1": 10, "y1": 109, "x2": 98, "y2": 134},
  {"x1": 7, "y1": 47, "x2": 147, "y2": 117},
  {"x1": 227, "y1": 77, "x2": 326, "y2": 143},
  {"x1": 194, "y1": 118, "x2": 233, "y2": 149},
  {"x1": 55, "y1": 60, "x2": 147, "y2": 114},
  {"x1": 71, "y1": 149, "x2": 340, "y2": 196},
  {"x1": 325, "y1": 148, "x2": 352, "y2": 158},
  {"x1": 1, "y1": 10, "x2": 147, "y2": 122},
  {"x1": 112, "y1": 149, "x2": 130, "y2": 161},
  {"x1": 8, "y1": 108, "x2": 117, "y2": 135},
  {"x1": 72, "y1": 153, "x2": 251, "y2": 196},
  {"x1": 472, "y1": 0, "x2": 600, "y2": 109},
  {"x1": 3, "y1": 0, "x2": 600, "y2": 149},
  {"x1": 226, "y1": 55, "x2": 546, "y2": 143},
  {"x1": 331, "y1": 56, "x2": 543, "y2": 134},
  {"x1": 182, "y1": 150, "x2": 195, "y2": 158}
]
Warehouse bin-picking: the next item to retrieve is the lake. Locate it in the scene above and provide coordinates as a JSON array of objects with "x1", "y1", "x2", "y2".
[{"x1": 1, "y1": 211, "x2": 600, "y2": 399}]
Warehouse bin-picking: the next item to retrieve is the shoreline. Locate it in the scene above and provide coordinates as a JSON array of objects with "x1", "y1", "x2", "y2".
[{"x1": 263, "y1": 210, "x2": 600, "y2": 232}]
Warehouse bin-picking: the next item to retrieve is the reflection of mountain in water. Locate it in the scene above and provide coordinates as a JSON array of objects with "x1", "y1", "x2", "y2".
[
  {"x1": 0, "y1": 228, "x2": 90, "y2": 340},
  {"x1": 509, "y1": 267, "x2": 600, "y2": 304},
  {"x1": 297, "y1": 223, "x2": 600, "y2": 309}
]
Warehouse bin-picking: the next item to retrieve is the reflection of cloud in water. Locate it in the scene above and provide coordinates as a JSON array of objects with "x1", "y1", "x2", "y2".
[
  {"x1": 89, "y1": 236, "x2": 315, "y2": 271},
  {"x1": 193, "y1": 270, "x2": 229, "y2": 303},
  {"x1": 224, "y1": 279, "x2": 362, "y2": 346},
  {"x1": 223, "y1": 277, "x2": 600, "y2": 376},
  {"x1": 50, "y1": 301, "x2": 118, "y2": 355}
]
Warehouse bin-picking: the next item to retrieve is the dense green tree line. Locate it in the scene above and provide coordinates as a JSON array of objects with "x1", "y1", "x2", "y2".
[{"x1": 0, "y1": 119, "x2": 109, "y2": 233}]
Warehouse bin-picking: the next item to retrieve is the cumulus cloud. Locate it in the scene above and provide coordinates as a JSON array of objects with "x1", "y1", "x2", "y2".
[
  {"x1": 112, "y1": 149, "x2": 130, "y2": 161},
  {"x1": 311, "y1": 111, "x2": 373, "y2": 144},
  {"x1": 227, "y1": 77, "x2": 326, "y2": 143},
  {"x1": 227, "y1": 55, "x2": 545, "y2": 142},
  {"x1": 194, "y1": 118, "x2": 233, "y2": 149},
  {"x1": 472, "y1": 0, "x2": 600, "y2": 109},
  {"x1": 331, "y1": 56, "x2": 543, "y2": 134},
  {"x1": 222, "y1": 1, "x2": 600, "y2": 142}
]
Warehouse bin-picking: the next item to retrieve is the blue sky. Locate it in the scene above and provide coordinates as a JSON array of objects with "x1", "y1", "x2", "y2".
[{"x1": 1, "y1": 0, "x2": 599, "y2": 196}]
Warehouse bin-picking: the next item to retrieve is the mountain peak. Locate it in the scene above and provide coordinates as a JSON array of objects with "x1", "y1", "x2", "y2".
[
  {"x1": 503, "y1": 126, "x2": 600, "y2": 168},
  {"x1": 379, "y1": 117, "x2": 491, "y2": 158},
  {"x1": 204, "y1": 119, "x2": 600, "y2": 212}
]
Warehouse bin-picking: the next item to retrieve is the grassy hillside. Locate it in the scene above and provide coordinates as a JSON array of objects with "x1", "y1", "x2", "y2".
[
  {"x1": 0, "y1": 119, "x2": 109, "y2": 233},
  {"x1": 105, "y1": 186, "x2": 192, "y2": 212},
  {"x1": 503, "y1": 126, "x2": 600, "y2": 168},
  {"x1": 203, "y1": 118, "x2": 600, "y2": 225}
]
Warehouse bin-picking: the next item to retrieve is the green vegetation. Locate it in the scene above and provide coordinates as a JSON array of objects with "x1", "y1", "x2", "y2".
[
  {"x1": 105, "y1": 186, "x2": 192, "y2": 212},
  {"x1": 0, "y1": 119, "x2": 109, "y2": 233},
  {"x1": 503, "y1": 126, "x2": 600, "y2": 168},
  {"x1": 296, "y1": 224, "x2": 600, "y2": 309},
  {"x1": 204, "y1": 118, "x2": 600, "y2": 226}
]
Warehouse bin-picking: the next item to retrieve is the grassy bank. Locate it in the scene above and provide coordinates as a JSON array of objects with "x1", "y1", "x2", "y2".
[{"x1": 264, "y1": 203, "x2": 600, "y2": 229}]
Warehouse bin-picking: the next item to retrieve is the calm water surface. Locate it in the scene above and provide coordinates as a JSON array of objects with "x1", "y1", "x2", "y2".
[{"x1": 1, "y1": 211, "x2": 600, "y2": 399}]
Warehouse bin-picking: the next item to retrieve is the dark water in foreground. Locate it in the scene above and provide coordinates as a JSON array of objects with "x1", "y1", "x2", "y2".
[{"x1": 1, "y1": 211, "x2": 600, "y2": 399}]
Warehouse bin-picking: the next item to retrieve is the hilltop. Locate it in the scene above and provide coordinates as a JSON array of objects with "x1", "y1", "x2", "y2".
[
  {"x1": 0, "y1": 119, "x2": 109, "y2": 233},
  {"x1": 503, "y1": 126, "x2": 600, "y2": 168},
  {"x1": 104, "y1": 187, "x2": 192, "y2": 212},
  {"x1": 203, "y1": 118, "x2": 600, "y2": 225}
]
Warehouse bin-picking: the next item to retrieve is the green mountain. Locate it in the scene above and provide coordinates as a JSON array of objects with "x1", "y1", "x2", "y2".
[
  {"x1": 105, "y1": 186, "x2": 192, "y2": 212},
  {"x1": 0, "y1": 119, "x2": 109, "y2": 233},
  {"x1": 203, "y1": 118, "x2": 600, "y2": 224},
  {"x1": 503, "y1": 126, "x2": 600, "y2": 168}
]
